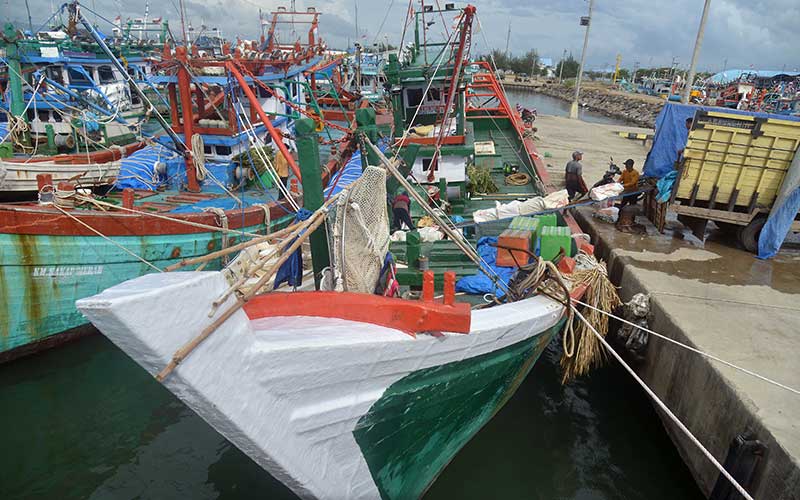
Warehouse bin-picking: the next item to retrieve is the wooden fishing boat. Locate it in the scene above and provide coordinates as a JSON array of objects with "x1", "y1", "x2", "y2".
[
  {"x1": 75, "y1": 4, "x2": 602, "y2": 498},
  {"x1": 0, "y1": 2, "x2": 355, "y2": 362},
  {"x1": 76, "y1": 270, "x2": 568, "y2": 500}
]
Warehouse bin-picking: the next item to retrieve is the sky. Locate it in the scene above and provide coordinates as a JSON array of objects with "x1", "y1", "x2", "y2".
[{"x1": 3, "y1": 0, "x2": 799, "y2": 73}]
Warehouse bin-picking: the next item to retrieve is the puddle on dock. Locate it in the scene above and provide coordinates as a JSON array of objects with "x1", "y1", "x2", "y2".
[{"x1": 583, "y1": 210, "x2": 800, "y2": 295}]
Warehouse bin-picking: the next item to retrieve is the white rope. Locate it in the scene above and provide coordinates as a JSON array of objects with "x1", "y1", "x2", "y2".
[
  {"x1": 52, "y1": 204, "x2": 163, "y2": 273},
  {"x1": 571, "y1": 305, "x2": 756, "y2": 500},
  {"x1": 573, "y1": 298, "x2": 800, "y2": 397},
  {"x1": 233, "y1": 99, "x2": 301, "y2": 212},
  {"x1": 71, "y1": 194, "x2": 265, "y2": 237}
]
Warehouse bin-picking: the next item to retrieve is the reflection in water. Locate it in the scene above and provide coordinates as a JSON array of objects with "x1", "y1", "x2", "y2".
[{"x1": 0, "y1": 334, "x2": 702, "y2": 499}]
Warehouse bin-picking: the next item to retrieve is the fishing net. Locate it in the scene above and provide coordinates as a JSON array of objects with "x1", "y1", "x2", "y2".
[{"x1": 329, "y1": 166, "x2": 390, "y2": 292}]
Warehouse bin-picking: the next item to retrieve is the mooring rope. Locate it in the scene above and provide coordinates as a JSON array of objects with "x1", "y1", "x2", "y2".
[
  {"x1": 52, "y1": 204, "x2": 163, "y2": 273},
  {"x1": 571, "y1": 306, "x2": 755, "y2": 500},
  {"x1": 573, "y1": 298, "x2": 800, "y2": 397}
]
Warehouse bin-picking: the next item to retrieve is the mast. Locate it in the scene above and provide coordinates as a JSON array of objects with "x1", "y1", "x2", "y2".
[
  {"x1": 142, "y1": 0, "x2": 149, "y2": 40},
  {"x1": 178, "y1": 0, "x2": 188, "y2": 44}
]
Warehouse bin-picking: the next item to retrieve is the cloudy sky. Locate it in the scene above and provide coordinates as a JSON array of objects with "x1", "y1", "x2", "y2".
[{"x1": 4, "y1": 0, "x2": 799, "y2": 72}]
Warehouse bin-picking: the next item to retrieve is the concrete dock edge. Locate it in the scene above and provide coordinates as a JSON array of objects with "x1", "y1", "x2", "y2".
[{"x1": 572, "y1": 207, "x2": 800, "y2": 500}]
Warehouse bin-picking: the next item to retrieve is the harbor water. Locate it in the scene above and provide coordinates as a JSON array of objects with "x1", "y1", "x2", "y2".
[
  {"x1": 0, "y1": 95, "x2": 702, "y2": 499},
  {"x1": 506, "y1": 88, "x2": 624, "y2": 125}
]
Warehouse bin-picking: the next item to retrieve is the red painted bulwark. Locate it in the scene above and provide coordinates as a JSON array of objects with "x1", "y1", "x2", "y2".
[
  {"x1": 243, "y1": 291, "x2": 472, "y2": 335},
  {"x1": 0, "y1": 203, "x2": 290, "y2": 236}
]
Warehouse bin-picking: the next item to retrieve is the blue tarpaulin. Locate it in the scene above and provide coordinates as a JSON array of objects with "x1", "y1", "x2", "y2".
[
  {"x1": 115, "y1": 144, "x2": 183, "y2": 191},
  {"x1": 643, "y1": 103, "x2": 800, "y2": 180},
  {"x1": 274, "y1": 208, "x2": 312, "y2": 289},
  {"x1": 758, "y1": 151, "x2": 800, "y2": 259},
  {"x1": 323, "y1": 138, "x2": 389, "y2": 197},
  {"x1": 455, "y1": 237, "x2": 516, "y2": 298}
]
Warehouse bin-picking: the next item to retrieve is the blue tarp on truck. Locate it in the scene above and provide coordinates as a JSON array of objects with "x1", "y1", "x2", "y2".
[{"x1": 643, "y1": 103, "x2": 800, "y2": 180}]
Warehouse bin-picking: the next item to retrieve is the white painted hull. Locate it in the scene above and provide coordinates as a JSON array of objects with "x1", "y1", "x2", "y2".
[
  {"x1": 0, "y1": 159, "x2": 121, "y2": 192},
  {"x1": 77, "y1": 272, "x2": 564, "y2": 499}
]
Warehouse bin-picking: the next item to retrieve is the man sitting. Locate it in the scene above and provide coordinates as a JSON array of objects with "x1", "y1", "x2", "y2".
[{"x1": 618, "y1": 159, "x2": 641, "y2": 206}]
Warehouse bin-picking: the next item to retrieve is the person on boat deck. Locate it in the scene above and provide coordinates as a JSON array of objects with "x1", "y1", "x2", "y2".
[
  {"x1": 274, "y1": 143, "x2": 291, "y2": 200},
  {"x1": 618, "y1": 159, "x2": 641, "y2": 206},
  {"x1": 564, "y1": 151, "x2": 588, "y2": 201},
  {"x1": 391, "y1": 191, "x2": 414, "y2": 232}
]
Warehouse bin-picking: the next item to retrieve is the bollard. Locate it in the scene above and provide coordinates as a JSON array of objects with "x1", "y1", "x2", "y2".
[
  {"x1": 443, "y1": 271, "x2": 456, "y2": 305},
  {"x1": 122, "y1": 188, "x2": 135, "y2": 209},
  {"x1": 422, "y1": 271, "x2": 435, "y2": 302}
]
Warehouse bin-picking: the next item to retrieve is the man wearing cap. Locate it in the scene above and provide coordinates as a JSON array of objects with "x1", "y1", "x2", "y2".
[
  {"x1": 564, "y1": 151, "x2": 588, "y2": 201},
  {"x1": 619, "y1": 158, "x2": 641, "y2": 206}
]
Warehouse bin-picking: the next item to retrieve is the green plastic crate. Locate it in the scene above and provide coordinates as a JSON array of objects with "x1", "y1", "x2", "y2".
[
  {"x1": 534, "y1": 213, "x2": 557, "y2": 230},
  {"x1": 540, "y1": 225, "x2": 572, "y2": 261},
  {"x1": 509, "y1": 216, "x2": 540, "y2": 248}
]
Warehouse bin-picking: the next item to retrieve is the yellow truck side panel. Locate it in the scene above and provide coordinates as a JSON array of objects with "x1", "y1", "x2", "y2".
[{"x1": 676, "y1": 110, "x2": 800, "y2": 209}]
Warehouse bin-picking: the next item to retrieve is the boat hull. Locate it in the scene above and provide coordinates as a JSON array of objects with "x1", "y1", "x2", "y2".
[
  {"x1": 0, "y1": 219, "x2": 286, "y2": 361},
  {"x1": 77, "y1": 271, "x2": 565, "y2": 499}
]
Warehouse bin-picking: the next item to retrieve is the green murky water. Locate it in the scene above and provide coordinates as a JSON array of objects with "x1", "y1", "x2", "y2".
[{"x1": 0, "y1": 334, "x2": 702, "y2": 499}]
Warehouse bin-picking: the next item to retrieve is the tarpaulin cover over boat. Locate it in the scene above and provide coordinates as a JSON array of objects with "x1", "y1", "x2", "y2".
[{"x1": 643, "y1": 103, "x2": 800, "y2": 180}]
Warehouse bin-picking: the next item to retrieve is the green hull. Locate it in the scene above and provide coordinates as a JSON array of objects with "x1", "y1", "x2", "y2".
[
  {"x1": 0, "y1": 217, "x2": 290, "y2": 358},
  {"x1": 354, "y1": 320, "x2": 563, "y2": 499}
]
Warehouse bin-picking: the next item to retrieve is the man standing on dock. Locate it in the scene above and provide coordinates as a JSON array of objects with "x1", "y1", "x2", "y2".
[{"x1": 565, "y1": 151, "x2": 588, "y2": 201}]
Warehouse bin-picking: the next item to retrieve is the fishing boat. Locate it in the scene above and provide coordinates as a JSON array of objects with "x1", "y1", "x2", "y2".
[
  {"x1": 0, "y1": 2, "x2": 357, "y2": 362},
  {"x1": 76, "y1": 4, "x2": 607, "y2": 498}
]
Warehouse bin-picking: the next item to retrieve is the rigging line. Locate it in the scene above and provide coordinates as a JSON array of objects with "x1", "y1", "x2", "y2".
[
  {"x1": 233, "y1": 97, "x2": 301, "y2": 212},
  {"x1": 71, "y1": 195, "x2": 266, "y2": 237},
  {"x1": 390, "y1": 21, "x2": 459, "y2": 162},
  {"x1": 371, "y1": 0, "x2": 396, "y2": 46},
  {"x1": 52, "y1": 204, "x2": 163, "y2": 273},
  {"x1": 571, "y1": 306, "x2": 755, "y2": 500},
  {"x1": 472, "y1": 15, "x2": 544, "y2": 192},
  {"x1": 573, "y1": 299, "x2": 800, "y2": 396},
  {"x1": 396, "y1": 0, "x2": 414, "y2": 60}
]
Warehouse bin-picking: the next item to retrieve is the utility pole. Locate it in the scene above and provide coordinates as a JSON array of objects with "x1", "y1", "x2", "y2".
[
  {"x1": 504, "y1": 21, "x2": 511, "y2": 58},
  {"x1": 682, "y1": 0, "x2": 711, "y2": 104},
  {"x1": 571, "y1": 0, "x2": 593, "y2": 119},
  {"x1": 558, "y1": 48, "x2": 567, "y2": 83}
]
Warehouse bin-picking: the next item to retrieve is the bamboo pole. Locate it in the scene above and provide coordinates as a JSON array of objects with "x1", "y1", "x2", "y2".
[
  {"x1": 365, "y1": 138, "x2": 512, "y2": 297},
  {"x1": 163, "y1": 220, "x2": 303, "y2": 272},
  {"x1": 156, "y1": 214, "x2": 328, "y2": 382},
  {"x1": 155, "y1": 193, "x2": 342, "y2": 382}
]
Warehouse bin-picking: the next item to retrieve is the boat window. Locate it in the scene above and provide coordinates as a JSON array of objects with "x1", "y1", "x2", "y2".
[
  {"x1": 46, "y1": 66, "x2": 64, "y2": 85},
  {"x1": 67, "y1": 67, "x2": 91, "y2": 85},
  {"x1": 426, "y1": 87, "x2": 441, "y2": 102},
  {"x1": 97, "y1": 66, "x2": 116, "y2": 84},
  {"x1": 422, "y1": 157, "x2": 438, "y2": 172},
  {"x1": 258, "y1": 86, "x2": 270, "y2": 98},
  {"x1": 406, "y1": 88, "x2": 424, "y2": 107},
  {"x1": 204, "y1": 145, "x2": 213, "y2": 155},
  {"x1": 215, "y1": 145, "x2": 232, "y2": 156}
]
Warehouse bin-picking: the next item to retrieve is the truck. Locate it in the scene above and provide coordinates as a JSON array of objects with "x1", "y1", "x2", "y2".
[{"x1": 663, "y1": 109, "x2": 800, "y2": 252}]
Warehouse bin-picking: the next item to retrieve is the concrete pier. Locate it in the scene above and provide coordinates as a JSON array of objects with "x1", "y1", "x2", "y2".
[
  {"x1": 534, "y1": 115, "x2": 800, "y2": 498},
  {"x1": 572, "y1": 208, "x2": 800, "y2": 499}
]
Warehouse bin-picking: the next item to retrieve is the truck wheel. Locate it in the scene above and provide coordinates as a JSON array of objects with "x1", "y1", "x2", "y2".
[{"x1": 738, "y1": 215, "x2": 767, "y2": 253}]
